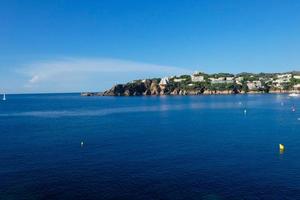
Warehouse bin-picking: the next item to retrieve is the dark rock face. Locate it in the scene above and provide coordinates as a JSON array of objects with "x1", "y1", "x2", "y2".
[
  {"x1": 103, "y1": 84, "x2": 125, "y2": 96},
  {"x1": 99, "y1": 80, "x2": 210, "y2": 96},
  {"x1": 143, "y1": 79, "x2": 152, "y2": 88},
  {"x1": 143, "y1": 89, "x2": 151, "y2": 96},
  {"x1": 102, "y1": 81, "x2": 149, "y2": 96}
]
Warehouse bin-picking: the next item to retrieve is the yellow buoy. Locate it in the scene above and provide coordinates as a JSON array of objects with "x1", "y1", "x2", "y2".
[{"x1": 279, "y1": 144, "x2": 285, "y2": 151}]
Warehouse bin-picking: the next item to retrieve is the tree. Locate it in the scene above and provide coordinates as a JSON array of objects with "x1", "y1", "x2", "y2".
[{"x1": 242, "y1": 83, "x2": 249, "y2": 93}]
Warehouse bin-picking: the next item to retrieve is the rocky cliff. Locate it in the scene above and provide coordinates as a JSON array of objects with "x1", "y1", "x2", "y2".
[
  {"x1": 82, "y1": 79, "x2": 241, "y2": 96},
  {"x1": 81, "y1": 71, "x2": 300, "y2": 96}
]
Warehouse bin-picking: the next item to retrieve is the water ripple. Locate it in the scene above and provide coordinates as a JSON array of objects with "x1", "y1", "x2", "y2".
[{"x1": 0, "y1": 102, "x2": 242, "y2": 118}]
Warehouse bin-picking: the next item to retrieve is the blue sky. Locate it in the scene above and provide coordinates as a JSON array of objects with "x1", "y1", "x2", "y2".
[{"x1": 1, "y1": 0, "x2": 300, "y2": 93}]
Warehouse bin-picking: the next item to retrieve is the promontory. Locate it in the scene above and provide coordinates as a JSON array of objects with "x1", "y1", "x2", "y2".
[{"x1": 82, "y1": 72, "x2": 300, "y2": 96}]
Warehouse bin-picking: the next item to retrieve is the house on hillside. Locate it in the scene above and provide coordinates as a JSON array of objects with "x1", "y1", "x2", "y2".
[
  {"x1": 209, "y1": 77, "x2": 234, "y2": 84},
  {"x1": 277, "y1": 74, "x2": 292, "y2": 79},
  {"x1": 272, "y1": 74, "x2": 291, "y2": 89},
  {"x1": 293, "y1": 84, "x2": 300, "y2": 91},
  {"x1": 293, "y1": 75, "x2": 300, "y2": 79},
  {"x1": 173, "y1": 78, "x2": 186, "y2": 82},
  {"x1": 191, "y1": 74, "x2": 205, "y2": 82},
  {"x1": 209, "y1": 77, "x2": 225, "y2": 84},
  {"x1": 247, "y1": 81, "x2": 262, "y2": 90}
]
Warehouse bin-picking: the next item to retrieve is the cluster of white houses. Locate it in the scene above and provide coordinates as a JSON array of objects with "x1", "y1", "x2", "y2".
[{"x1": 158, "y1": 72, "x2": 300, "y2": 91}]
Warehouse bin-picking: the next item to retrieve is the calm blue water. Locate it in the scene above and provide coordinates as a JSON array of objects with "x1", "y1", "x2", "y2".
[{"x1": 0, "y1": 94, "x2": 300, "y2": 200}]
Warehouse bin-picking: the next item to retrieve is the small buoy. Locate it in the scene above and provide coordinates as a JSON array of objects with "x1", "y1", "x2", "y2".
[
  {"x1": 244, "y1": 109, "x2": 247, "y2": 115},
  {"x1": 279, "y1": 144, "x2": 285, "y2": 151},
  {"x1": 80, "y1": 141, "x2": 84, "y2": 147}
]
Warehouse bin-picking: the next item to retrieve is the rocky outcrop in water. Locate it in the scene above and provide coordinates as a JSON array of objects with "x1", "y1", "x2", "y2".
[
  {"x1": 99, "y1": 80, "x2": 159, "y2": 96},
  {"x1": 83, "y1": 79, "x2": 236, "y2": 96}
]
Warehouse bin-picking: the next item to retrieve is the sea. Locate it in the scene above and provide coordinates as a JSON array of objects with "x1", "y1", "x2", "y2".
[{"x1": 0, "y1": 93, "x2": 300, "y2": 200}]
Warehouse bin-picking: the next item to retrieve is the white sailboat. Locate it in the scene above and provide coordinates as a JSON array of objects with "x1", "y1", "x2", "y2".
[{"x1": 2, "y1": 93, "x2": 6, "y2": 101}]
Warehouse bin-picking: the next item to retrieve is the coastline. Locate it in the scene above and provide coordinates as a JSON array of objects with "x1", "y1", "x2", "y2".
[
  {"x1": 81, "y1": 90, "x2": 298, "y2": 97},
  {"x1": 81, "y1": 72, "x2": 300, "y2": 97}
]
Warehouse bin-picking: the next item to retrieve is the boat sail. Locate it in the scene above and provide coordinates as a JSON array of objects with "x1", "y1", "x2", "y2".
[{"x1": 2, "y1": 93, "x2": 6, "y2": 101}]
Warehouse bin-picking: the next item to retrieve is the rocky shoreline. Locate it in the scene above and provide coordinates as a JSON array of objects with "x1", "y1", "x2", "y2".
[
  {"x1": 81, "y1": 81, "x2": 297, "y2": 97},
  {"x1": 81, "y1": 72, "x2": 300, "y2": 96},
  {"x1": 81, "y1": 90, "x2": 296, "y2": 97}
]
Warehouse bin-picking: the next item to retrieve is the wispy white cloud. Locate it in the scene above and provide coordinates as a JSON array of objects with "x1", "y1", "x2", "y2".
[
  {"x1": 20, "y1": 57, "x2": 193, "y2": 93},
  {"x1": 29, "y1": 75, "x2": 40, "y2": 83}
]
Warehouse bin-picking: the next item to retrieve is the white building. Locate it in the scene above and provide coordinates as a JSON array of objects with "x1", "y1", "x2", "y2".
[
  {"x1": 209, "y1": 77, "x2": 234, "y2": 84},
  {"x1": 225, "y1": 77, "x2": 234, "y2": 83},
  {"x1": 173, "y1": 78, "x2": 186, "y2": 82},
  {"x1": 277, "y1": 74, "x2": 292, "y2": 79},
  {"x1": 273, "y1": 79, "x2": 290, "y2": 84},
  {"x1": 273, "y1": 79, "x2": 290, "y2": 88},
  {"x1": 294, "y1": 84, "x2": 300, "y2": 90},
  {"x1": 209, "y1": 77, "x2": 225, "y2": 84},
  {"x1": 293, "y1": 75, "x2": 300, "y2": 79},
  {"x1": 191, "y1": 75, "x2": 205, "y2": 82},
  {"x1": 247, "y1": 81, "x2": 262, "y2": 90},
  {"x1": 273, "y1": 74, "x2": 292, "y2": 88}
]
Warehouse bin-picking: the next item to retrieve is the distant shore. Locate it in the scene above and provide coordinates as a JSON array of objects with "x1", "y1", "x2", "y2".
[
  {"x1": 81, "y1": 90, "x2": 299, "y2": 97},
  {"x1": 82, "y1": 72, "x2": 300, "y2": 96}
]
